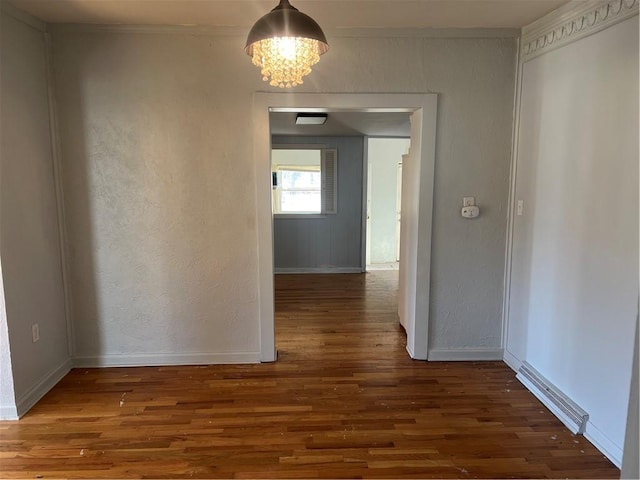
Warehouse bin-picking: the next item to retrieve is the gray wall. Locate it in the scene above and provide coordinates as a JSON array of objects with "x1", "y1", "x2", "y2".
[
  {"x1": 0, "y1": 7, "x2": 70, "y2": 417},
  {"x1": 506, "y1": 14, "x2": 638, "y2": 466},
  {"x1": 273, "y1": 136, "x2": 363, "y2": 272},
  {"x1": 48, "y1": 27, "x2": 515, "y2": 364}
]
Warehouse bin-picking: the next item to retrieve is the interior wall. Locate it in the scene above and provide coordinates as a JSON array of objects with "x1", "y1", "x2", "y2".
[
  {"x1": 506, "y1": 14, "x2": 638, "y2": 466},
  {"x1": 0, "y1": 8, "x2": 70, "y2": 417},
  {"x1": 367, "y1": 138, "x2": 410, "y2": 265},
  {"x1": 272, "y1": 136, "x2": 363, "y2": 273},
  {"x1": 49, "y1": 27, "x2": 516, "y2": 364}
]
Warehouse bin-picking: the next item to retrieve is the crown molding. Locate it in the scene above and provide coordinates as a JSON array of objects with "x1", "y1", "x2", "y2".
[
  {"x1": 0, "y1": 0, "x2": 47, "y2": 32},
  {"x1": 521, "y1": 0, "x2": 638, "y2": 61},
  {"x1": 48, "y1": 22, "x2": 518, "y2": 39}
]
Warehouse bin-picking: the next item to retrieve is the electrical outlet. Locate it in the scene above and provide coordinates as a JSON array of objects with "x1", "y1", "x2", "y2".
[
  {"x1": 463, "y1": 196, "x2": 475, "y2": 207},
  {"x1": 32, "y1": 324, "x2": 40, "y2": 343}
]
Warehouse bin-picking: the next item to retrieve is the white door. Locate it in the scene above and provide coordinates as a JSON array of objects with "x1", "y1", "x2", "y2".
[{"x1": 396, "y1": 161, "x2": 403, "y2": 262}]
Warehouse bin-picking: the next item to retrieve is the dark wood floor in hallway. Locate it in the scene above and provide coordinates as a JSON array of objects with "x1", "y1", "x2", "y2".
[{"x1": 0, "y1": 272, "x2": 619, "y2": 479}]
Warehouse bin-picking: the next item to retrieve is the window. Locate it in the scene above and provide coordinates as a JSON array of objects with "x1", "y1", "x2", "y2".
[{"x1": 272, "y1": 147, "x2": 337, "y2": 215}]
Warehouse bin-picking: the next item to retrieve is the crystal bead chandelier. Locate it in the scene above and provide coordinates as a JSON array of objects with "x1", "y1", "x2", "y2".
[{"x1": 245, "y1": 0, "x2": 329, "y2": 88}]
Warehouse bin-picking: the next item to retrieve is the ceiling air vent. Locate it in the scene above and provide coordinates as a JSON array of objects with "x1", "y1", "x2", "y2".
[{"x1": 296, "y1": 113, "x2": 327, "y2": 125}]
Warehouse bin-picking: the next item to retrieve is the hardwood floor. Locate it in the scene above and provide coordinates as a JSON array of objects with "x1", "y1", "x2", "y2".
[{"x1": 0, "y1": 272, "x2": 619, "y2": 479}]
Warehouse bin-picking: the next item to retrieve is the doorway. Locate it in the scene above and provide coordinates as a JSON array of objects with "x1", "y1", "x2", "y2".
[
  {"x1": 365, "y1": 137, "x2": 410, "y2": 271},
  {"x1": 253, "y1": 93, "x2": 438, "y2": 362}
]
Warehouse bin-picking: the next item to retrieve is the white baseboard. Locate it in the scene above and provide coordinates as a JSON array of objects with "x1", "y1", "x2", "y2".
[
  {"x1": 15, "y1": 357, "x2": 72, "y2": 418},
  {"x1": 275, "y1": 267, "x2": 362, "y2": 274},
  {"x1": 428, "y1": 348, "x2": 504, "y2": 361},
  {"x1": 406, "y1": 344, "x2": 415, "y2": 359},
  {"x1": 585, "y1": 420, "x2": 623, "y2": 468},
  {"x1": 73, "y1": 351, "x2": 261, "y2": 368},
  {"x1": 503, "y1": 349, "x2": 522, "y2": 372},
  {"x1": 0, "y1": 404, "x2": 18, "y2": 420}
]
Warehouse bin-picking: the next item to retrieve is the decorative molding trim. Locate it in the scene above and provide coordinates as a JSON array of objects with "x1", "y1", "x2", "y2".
[
  {"x1": 427, "y1": 348, "x2": 503, "y2": 361},
  {"x1": 274, "y1": 267, "x2": 362, "y2": 274},
  {"x1": 73, "y1": 352, "x2": 261, "y2": 368},
  {"x1": 15, "y1": 358, "x2": 72, "y2": 418},
  {"x1": 585, "y1": 419, "x2": 624, "y2": 467},
  {"x1": 521, "y1": 0, "x2": 639, "y2": 61}
]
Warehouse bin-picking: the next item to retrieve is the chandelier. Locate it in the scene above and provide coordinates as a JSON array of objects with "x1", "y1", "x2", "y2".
[{"x1": 245, "y1": 0, "x2": 329, "y2": 88}]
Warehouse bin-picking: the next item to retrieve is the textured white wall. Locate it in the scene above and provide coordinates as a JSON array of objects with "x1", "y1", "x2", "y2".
[
  {"x1": 506, "y1": 15, "x2": 638, "y2": 465},
  {"x1": 0, "y1": 9, "x2": 70, "y2": 414},
  {"x1": 368, "y1": 138, "x2": 410, "y2": 265},
  {"x1": 50, "y1": 28, "x2": 516, "y2": 363}
]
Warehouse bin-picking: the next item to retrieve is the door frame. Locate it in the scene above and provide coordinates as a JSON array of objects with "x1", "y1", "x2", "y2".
[{"x1": 253, "y1": 93, "x2": 437, "y2": 362}]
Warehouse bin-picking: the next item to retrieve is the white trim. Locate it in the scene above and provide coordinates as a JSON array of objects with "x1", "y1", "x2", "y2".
[
  {"x1": 585, "y1": 422, "x2": 624, "y2": 468},
  {"x1": 0, "y1": 405, "x2": 18, "y2": 420},
  {"x1": 0, "y1": 1, "x2": 47, "y2": 32},
  {"x1": 410, "y1": 105, "x2": 438, "y2": 361},
  {"x1": 73, "y1": 352, "x2": 260, "y2": 368},
  {"x1": 254, "y1": 94, "x2": 276, "y2": 363},
  {"x1": 15, "y1": 358, "x2": 72, "y2": 418},
  {"x1": 521, "y1": 0, "x2": 639, "y2": 61},
  {"x1": 275, "y1": 267, "x2": 362, "y2": 274},
  {"x1": 405, "y1": 345, "x2": 415, "y2": 359},
  {"x1": 427, "y1": 348, "x2": 504, "y2": 361},
  {"x1": 361, "y1": 136, "x2": 369, "y2": 273},
  {"x1": 254, "y1": 93, "x2": 437, "y2": 364},
  {"x1": 501, "y1": 36, "x2": 523, "y2": 354},
  {"x1": 502, "y1": 348, "x2": 522, "y2": 372}
]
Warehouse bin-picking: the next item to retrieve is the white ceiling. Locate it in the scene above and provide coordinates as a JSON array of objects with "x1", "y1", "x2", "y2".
[
  {"x1": 270, "y1": 112, "x2": 411, "y2": 137},
  {"x1": 9, "y1": 0, "x2": 568, "y2": 29}
]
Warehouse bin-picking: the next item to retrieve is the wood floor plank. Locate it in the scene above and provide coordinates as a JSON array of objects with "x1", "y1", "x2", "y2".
[{"x1": 0, "y1": 272, "x2": 619, "y2": 478}]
